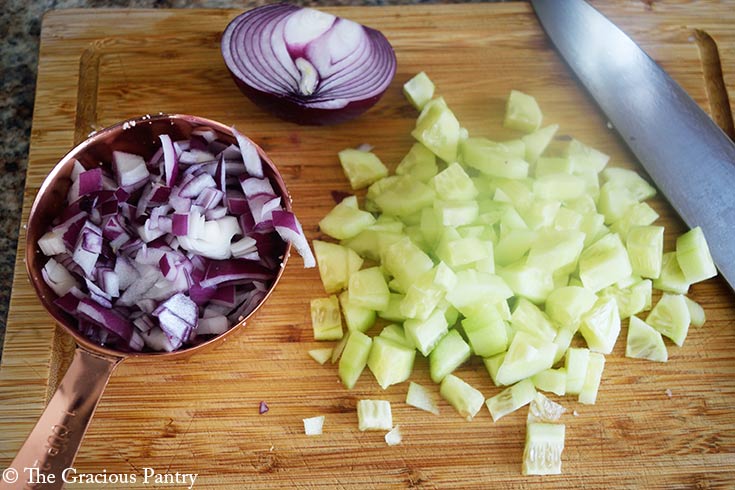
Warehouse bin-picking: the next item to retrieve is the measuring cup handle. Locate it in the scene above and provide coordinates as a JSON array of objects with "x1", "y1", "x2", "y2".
[{"x1": 1, "y1": 347, "x2": 122, "y2": 489}]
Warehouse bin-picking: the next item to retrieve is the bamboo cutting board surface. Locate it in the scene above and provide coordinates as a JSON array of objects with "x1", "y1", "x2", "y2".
[{"x1": 2, "y1": 3, "x2": 735, "y2": 488}]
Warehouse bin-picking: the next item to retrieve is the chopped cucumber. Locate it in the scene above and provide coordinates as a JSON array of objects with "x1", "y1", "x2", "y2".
[
  {"x1": 357, "y1": 400, "x2": 393, "y2": 431},
  {"x1": 599, "y1": 279, "x2": 652, "y2": 320},
  {"x1": 331, "y1": 332, "x2": 350, "y2": 363},
  {"x1": 385, "y1": 425, "x2": 403, "y2": 446},
  {"x1": 609, "y1": 201, "x2": 659, "y2": 239},
  {"x1": 367, "y1": 336, "x2": 416, "y2": 389},
  {"x1": 578, "y1": 352, "x2": 605, "y2": 405},
  {"x1": 564, "y1": 347, "x2": 590, "y2": 395},
  {"x1": 396, "y1": 142, "x2": 439, "y2": 182},
  {"x1": 429, "y1": 329, "x2": 471, "y2": 383},
  {"x1": 625, "y1": 316, "x2": 667, "y2": 362},
  {"x1": 431, "y1": 162, "x2": 478, "y2": 201},
  {"x1": 483, "y1": 352, "x2": 506, "y2": 386},
  {"x1": 303, "y1": 415, "x2": 325, "y2": 436},
  {"x1": 319, "y1": 195, "x2": 376, "y2": 240},
  {"x1": 498, "y1": 262, "x2": 554, "y2": 305},
  {"x1": 495, "y1": 229, "x2": 537, "y2": 266},
  {"x1": 403, "y1": 71, "x2": 435, "y2": 110},
  {"x1": 504, "y1": 90, "x2": 543, "y2": 133},
  {"x1": 378, "y1": 324, "x2": 413, "y2": 348},
  {"x1": 378, "y1": 294, "x2": 408, "y2": 323},
  {"x1": 653, "y1": 252, "x2": 691, "y2": 294},
  {"x1": 445, "y1": 270, "x2": 514, "y2": 314},
  {"x1": 496, "y1": 331, "x2": 556, "y2": 386},
  {"x1": 348, "y1": 266, "x2": 391, "y2": 311},
  {"x1": 310, "y1": 295, "x2": 343, "y2": 341},
  {"x1": 602, "y1": 167, "x2": 657, "y2": 201},
  {"x1": 461, "y1": 137, "x2": 530, "y2": 179},
  {"x1": 339, "y1": 291, "x2": 377, "y2": 333},
  {"x1": 565, "y1": 138, "x2": 609, "y2": 174},
  {"x1": 374, "y1": 176, "x2": 436, "y2": 217},
  {"x1": 626, "y1": 225, "x2": 664, "y2": 279},
  {"x1": 646, "y1": 293, "x2": 691, "y2": 346},
  {"x1": 533, "y1": 173, "x2": 586, "y2": 201},
  {"x1": 313, "y1": 240, "x2": 363, "y2": 293},
  {"x1": 382, "y1": 236, "x2": 434, "y2": 293},
  {"x1": 406, "y1": 381, "x2": 440, "y2": 415},
  {"x1": 527, "y1": 392, "x2": 566, "y2": 424},
  {"x1": 404, "y1": 309, "x2": 449, "y2": 356},
  {"x1": 545, "y1": 286, "x2": 597, "y2": 327},
  {"x1": 339, "y1": 331, "x2": 373, "y2": 389},
  {"x1": 439, "y1": 374, "x2": 485, "y2": 421},
  {"x1": 436, "y1": 233, "x2": 490, "y2": 268},
  {"x1": 578, "y1": 233, "x2": 633, "y2": 292},
  {"x1": 522, "y1": 124, "x2": 559, "y2": 163},
  {"x1": 552, "y1": 325, "x2": 577, "y2": 365},
  {"x1": 522, "y1": 423, "x2": 565, "y2": 475},
  {"x1": 579, "y1": 297, "x2": 621, "y2": 354},
  {"x1": 531, "y1": 368, "x2": 567, "y2": 396},
  {"x1": 510, "y1": 298, "x2": 557, "y2": 341},
  {"x1": 684, "y1": 296, "x2": 706, "y2": 327},
  {"x1": 434, "y1": 200, "x2": 480, "y2": 227},
  {"x1": 526, "y1": 230, "x2": 585, "y2": 274},
  {"x1": 535, "y1": 156, "x2": 573, "y2": 177},
  {"x1": 598, "y1": 182, "x2": 637, "y2": 225},
  {"x1": 486, "y1": 378, "x2": 537, "y2": 422},
  {"x1": 676, "y1": 226, "x2": 717, "y2": 284},
  {"x1": 400, "y1": 267, "x2": 446, "y2": 320},
  {"x1": 308, "y1": 347, "x2": 334, "y2": 365},
  {"x1": 412, "y1": 97, "x2": 460, "y2": 162},
  {"x1": 461, "y1": 306, "x2": 509, "y2": 358},
  {"x1": 338, "y1": 149, "x2": 389, "y2": 190}
]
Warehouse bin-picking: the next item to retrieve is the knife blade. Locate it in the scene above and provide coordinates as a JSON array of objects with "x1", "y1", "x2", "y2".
[{"x1": 530, "y1": 0, "x2": 735, "y2": 290}]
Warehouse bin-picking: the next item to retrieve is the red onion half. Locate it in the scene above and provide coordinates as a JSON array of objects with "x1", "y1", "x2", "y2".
[{"x1": 221, "y1": 4, "x2": 397, "y2": 125}]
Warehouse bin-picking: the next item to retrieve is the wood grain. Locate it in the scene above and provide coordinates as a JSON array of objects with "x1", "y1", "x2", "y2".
[{"x1": 2, "y1": 3, "x2": 735, "y2": 489}]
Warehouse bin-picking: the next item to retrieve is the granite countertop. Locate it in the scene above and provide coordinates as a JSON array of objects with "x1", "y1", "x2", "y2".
[{"x1": 0, "y1": 0, "x2": 506, "y2": 360}]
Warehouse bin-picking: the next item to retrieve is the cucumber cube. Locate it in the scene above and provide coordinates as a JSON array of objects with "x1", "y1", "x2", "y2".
[
  {"x1": 494, "y1": 229, "x2": 538, "y2": 266},
  {"x1": 310, "y1": 295, "x2": 343, "y2": 341},
  {"x1": 357, "y1": 400, "x2": 393, "y2": 431},
  {"x1": 545, "y1": 286, "x2": 597, "y2": 327},
  {"x1": 564, "y1": 347, "x2": 590, "y2": 395},
  {"x1": 439, "y1": 374, "x2": 485, "y2": 421},
  {"x1": 578, "y1": 352, "x2": 605, "y2": 405},
  {"x1": 483, "y1": 352, "x2": 506, "y2": 386},
  {"x1": 609, "y1": 201, "x2": 659, "y2": 239},
  {"x1": 403, "y1": 71, "x2": 435, "y2": 110},
  {"x1": 406, "y1": 381, "x2": 440, "y2": 415},
  {"x1": 338, "y1": 291, "x2": 377, "y2": 333},
  {"x1": 676, "y1": 227, "x2": 717, "y2": 284},
  {"x1": 626, "y1": 225, "x2": 664, "y2": 279},
  {"x1": 461, "y1": 307, "x2": 508, "y2": 358},
  {"x1": 348, "y1": 267, "x2": 391, "y2": 311},
  {"x1": 396, "y1": 143, "x2": 439, "y2": 182},
  {"x1": 521, "y1": 199, "x2": 561, "y2": 231},
  {"x1": 436, "y1": 234, "x2": 490, "y2": 268},
  {"x1": 486, "y1": 378, "x2": 537, "y2": 422},
  {"x1": 434, "y1": 200, "x2": 480, "y2": 227},
  {"x1": 367, "y1": 336, "x2": 416, "y2": 389},
  {"x1": 510, "y1": 298, "x2": 557, "y2": 342},
  {"x1": 339, "y1": 331, "x2": 373, "y2": 389},
  {"x1": 579, "y1": 297, "x2": 621, "y2": 354},
  {"x1": 445, "y1": 270, "x2": 514, "y2": 313},
  {"x1": 378, "y1": 324, "x2": 413, "y2": 348},
  {"x1": 646, "y1": 293, "x2": 691, "y2": 346},
  {"x1": 601, "y1": 167, "x2": 657, "y2": 201},
  {"x1": 378, "y1": 294, "x2": 408, "y2": 323},
  {"x1": 401, "y1": 266, "x2": 449, "y2": 320},
  {"x1": 496, "y1": 331, "x2": 556, "y2": 386},
  {"x1": 319, "y1": 195, "x2": 376, "y2": 240},
  {"x1": 431, "y1": 162, "x2": 478, "y2": 201},
  {"x1": 599, "y1": 279, "x2": 652, "y2": 320},
  {"x1": 498, "y1": 262, "x2": 554, "y2": 305},
  {"x1": 625, "y1": 315, "x2": 668, "y2": 362},
  {"x1": 533, "y1": 173, "x2": 586, "y2": 201},
  {"x1": 429, "y1": 329, "x2": 471, "y2": 383},
  {"x1": 404, "y1": 309, "x2": 449, "y2": 356},
  {"x1": 535, "y1": 156, "x2": 573, "y2": 177},
  {"x1": 552, "y1": 325, "x2": 577, "y2": 364},
  {"x1": 578, "y1": 233, "x2": 633, "y2": 292},
  {"x1": 554, "y1": 207, "x2": 584, "y2": 232},
  {"x1": 522, "y1": 124, "x2": 559, "y2": 163},
  {"x1": 527, "y1": 392, "x2": 566, "y2": 424},
  {"x1": 684, "y1": 296, "x2": 706, "y2": 327},
  {"x1": 532, "y1": 368, "x2": 567, "y2": 396},
  {"x1": 412, "y1": 97, "x2": 460, "y2": 162},
  {"x1": 383, "y1": 236, "x2": 435, "y2": 293},
  {"x1": 338, "y1": 149, "x2": 389, "y2": 190},
  {"x1": 308, "y1": 347, "x2": 334, "y2": 365},
  {"x1": 503, "y1": 90, "x2": 543, "y2": 133},
  {"x1": 598, "y1": 182, "x2": 637, "y2": 224},
  {"x1": 526, "y1": 230, "x2": 585, "y2": 274},
  {"x1": 523, "y1": 423, "x2": 565, "y2": 475},
  {"x1": 653, "y1": 252, "x2": 691, "y2": 294},
  {"x1": 313, "y1": 240, "x2": 364, "y2": 293},
  {"x1": 461, "y1": 137, "x2": 530, "y2": 179},
  {"x1": 565, "y1": 138, "x2": 609, "y2": 174},
  {"x1": 374, "y1": 176, "x2": 436, "y2": 217}
]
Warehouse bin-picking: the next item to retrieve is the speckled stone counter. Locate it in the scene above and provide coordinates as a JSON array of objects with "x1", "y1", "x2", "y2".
[{"x1": 0, "y1": 0, "x2": 504, "y2": 359}]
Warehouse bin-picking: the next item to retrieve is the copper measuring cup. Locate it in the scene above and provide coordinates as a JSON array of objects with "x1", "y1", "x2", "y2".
[{"x1": 2, "y1": 114, "x2": 291, "y2": 489}]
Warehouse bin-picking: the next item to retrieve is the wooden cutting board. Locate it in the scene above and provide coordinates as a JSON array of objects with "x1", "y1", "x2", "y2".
[{"x1": 2, "y1": 3, "x2": 735, "y2": 488}]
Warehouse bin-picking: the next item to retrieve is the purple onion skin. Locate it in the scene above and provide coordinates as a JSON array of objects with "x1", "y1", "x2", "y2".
[{"x1": 227, "y1": 73, "x2": 388, "y2": 126}]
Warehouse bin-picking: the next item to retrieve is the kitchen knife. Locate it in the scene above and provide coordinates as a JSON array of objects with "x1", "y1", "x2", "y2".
[{"x1": 530, "y1": 0, "x2": 735, "y2": 290}]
